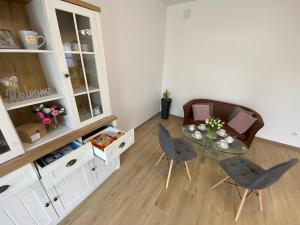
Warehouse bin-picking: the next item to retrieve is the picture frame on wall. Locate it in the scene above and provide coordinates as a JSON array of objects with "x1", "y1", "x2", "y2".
[{"x1": 0, "y1": 27, "x2": 21, "y2": 49}]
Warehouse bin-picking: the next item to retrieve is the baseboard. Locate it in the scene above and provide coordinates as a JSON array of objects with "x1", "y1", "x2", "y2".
[
  {"x1": 255, "y1": 137, "x2": 300, "y2": 151},
  {"x1": 134, "y1": 112, "x2": 160, "y2": 130}
]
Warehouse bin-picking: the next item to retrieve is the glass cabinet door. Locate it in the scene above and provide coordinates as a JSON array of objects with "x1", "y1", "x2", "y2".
[
  {"x1": 0, "y1": 130, "x2": 10, "y2": 156},
  {"x1": 0, "y1": 98, "x2": 24, "y2": 164},
  {"x1": 54, "y1": 7, "x2": 104, "y2": 123}
]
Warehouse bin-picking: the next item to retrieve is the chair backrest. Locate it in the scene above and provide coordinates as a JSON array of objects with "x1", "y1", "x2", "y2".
[
  {"x1": 249, "y1": 158, "x2": 298, "y2": 190},
  {"x1": 157, "y1": 124, "x2": 176, "y2": 159}
]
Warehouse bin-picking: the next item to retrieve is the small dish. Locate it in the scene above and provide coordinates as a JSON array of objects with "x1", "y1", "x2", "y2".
[
  {"x1": 192, "y1": 133, "x2": 202, "y2": 140},
  {"x1": 198, "y1": 125, "x2": 207, "y2": 131},
  {"x1": 226, "y1": 136, "x2": 234, "y2": 144},
  {"x1": 217, "y1": 142, "x2": 229, "y2": 149},
  {"x1": 217, "y1": 132, "x2": 227, "y2": 138}
]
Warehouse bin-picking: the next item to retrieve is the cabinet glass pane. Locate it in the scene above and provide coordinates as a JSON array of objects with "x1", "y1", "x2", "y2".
[
  {"x1": 0, "y1": 130, "x2": 10, "y2": 155},
  {"x1": 76, "y1": 15, "x2": 94, "y2": 52},
  {"x1": 65, "y1": 54, "x2": 87, "y2": 94},
  {"x1": 82, "y1": 54, "x2": 99, "y2": 90},
  {"x1": 56, "y1": 10, "x2": 79, "y2": 51},
  {"x1": 90, "y1": 92, "x2": 103, "y2": 117},
  {"x1": 75, "y1": 94, "x2": 92, "y2": 122}
]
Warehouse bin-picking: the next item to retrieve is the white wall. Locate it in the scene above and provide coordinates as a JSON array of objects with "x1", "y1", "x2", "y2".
[
  {"x1": 88, "y1": 0, "x2": 166, "y2": 130},
  {"x1": 162, "y1": 0, "x2": 300, "y2": 147}
]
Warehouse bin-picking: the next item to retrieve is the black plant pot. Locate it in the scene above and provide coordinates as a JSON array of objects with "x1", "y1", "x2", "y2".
[{"x1": 161, "y1": 98, "x2": 171, "y2": 119}]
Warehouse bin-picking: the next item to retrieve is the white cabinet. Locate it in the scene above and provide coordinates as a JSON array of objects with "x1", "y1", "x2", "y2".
[
  {"x1": 44, "y1": 162, "x2": 94, "y2": 218},
  {"x1": 0, "y1": 165, "x2": 58, "y2": 225},
  {"x1": 0, "y1": 182, "x2": 58, "y2": 225},
  {"x1": 46, "y1": 0, "x2": 111, "y2": 127},
  {"x1": 88, "y1": 157, "x2": 120, "y2": 187}
]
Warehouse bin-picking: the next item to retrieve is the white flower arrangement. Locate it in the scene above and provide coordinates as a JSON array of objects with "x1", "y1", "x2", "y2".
[{"x1": 205, "y1": 117, "x2": 225, "y2": 132}]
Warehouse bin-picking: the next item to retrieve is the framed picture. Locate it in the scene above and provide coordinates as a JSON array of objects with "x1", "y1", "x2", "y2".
[{"x1": 0, "y1": 28, "x2": 21, "y2": 49}]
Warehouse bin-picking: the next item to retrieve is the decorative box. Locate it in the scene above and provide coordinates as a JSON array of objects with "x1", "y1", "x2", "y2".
[{"x1": 16, "y1": 123, "x2": 47, "y2": 143}]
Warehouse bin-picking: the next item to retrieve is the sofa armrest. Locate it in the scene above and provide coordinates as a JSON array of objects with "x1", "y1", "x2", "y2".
[
  {"x1": 183, "y1": 102, "x2": 193, "y2": 125},
  {"x1": 244, "y1": 117, "x2": 264, "y2": 148}
]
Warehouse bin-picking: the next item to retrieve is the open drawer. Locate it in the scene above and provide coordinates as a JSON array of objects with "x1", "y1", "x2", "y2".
[
  {"x1": 84, "y1": 127, "x2": 135, "y2": 164},
  {"x1": 35, "y1": 141, "x2": 94, "y2": 188}
]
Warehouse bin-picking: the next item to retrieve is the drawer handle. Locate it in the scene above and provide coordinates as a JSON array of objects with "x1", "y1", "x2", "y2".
[
  {"x1": 119, "y1": 142, "x2": 126, "y2": 148},
  {"x1": 45, "y1": 202, "x2": 50, "y2": 208},
  {"x1": 66, "y1": 159, "x2": 77, "y2": 167},
  {"x1": 0, "y1": 185, "x2": 10, "y2": 194},
  {"x1": 53, "y1": 197, "x2": 58, "y2": 202},
  {"x1": 91, "y1": 167, "x2": 96, "y2": 171}
]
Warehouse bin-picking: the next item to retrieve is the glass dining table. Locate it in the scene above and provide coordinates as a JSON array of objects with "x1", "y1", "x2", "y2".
[{"x1": 182, "y1": 126, "x2": 248, "y2": 165}]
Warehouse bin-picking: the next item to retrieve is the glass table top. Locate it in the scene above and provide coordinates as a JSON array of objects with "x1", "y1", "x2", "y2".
[{"x1": 182, "y1": 125, "x2": 248, "y2": 162}]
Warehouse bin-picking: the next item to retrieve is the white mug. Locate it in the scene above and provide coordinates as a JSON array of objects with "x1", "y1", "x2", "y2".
[
  {"x1": 218, "y1": 129, "x2": 226, "y2": 136},
  {"x1": 219, "y1": 140, "x2": 228, "y2": 148},
  {"x1": 194, "y1": 131, "x2": 202, "y2": 139},
  {"x1": 226, "y1": 136, "x2": 234, "y2": 144},
  {"x1": 188, "y1": 125, "x2": 195, "y2": 131},
  {"x1": 19, "y1": 30, "x2": 45, "y2": 50},
  {"x1": 199, "y1": 124, "x2": 206, "y2": 130}
]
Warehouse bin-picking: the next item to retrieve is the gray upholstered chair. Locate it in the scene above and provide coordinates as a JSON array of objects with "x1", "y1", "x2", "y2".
[
  {"x1": 212, "y1": 157, "x2": 298, "y2": 221},
  {"x1": 155, "y1": 124, "x2": 197, "y2": 188}
]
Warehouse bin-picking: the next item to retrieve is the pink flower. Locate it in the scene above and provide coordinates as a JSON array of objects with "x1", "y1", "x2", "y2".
[
  {"x1": 42, "y1": 117, "x2": 52, "y2": 126},
  {"x1": 36, "y1": 112, "x2": 45, "y2": 120},
  {"x1": 51, "y1": 110, "x2": 60, "y2": 117}
]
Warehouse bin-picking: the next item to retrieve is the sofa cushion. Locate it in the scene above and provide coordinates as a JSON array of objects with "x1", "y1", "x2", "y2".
[
  {"x1": 227, "y1": 110, "x2": 257, "y2": 134},
  {"x1": 192, "y1": 104, "x2": 211, "y2": 121},
  {"x1": 228, "y1": 106, "x2": 255, "y2": 121}
]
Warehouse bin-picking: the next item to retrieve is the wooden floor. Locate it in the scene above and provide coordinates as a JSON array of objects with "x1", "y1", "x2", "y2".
[{"x1": 60, "y1": 115, "x2": 300, "y2": 225}]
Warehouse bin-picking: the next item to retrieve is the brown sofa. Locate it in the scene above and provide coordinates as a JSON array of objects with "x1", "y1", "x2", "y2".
[{"x1": 183, "y1": 99, "x2": 264, "y2": 147}]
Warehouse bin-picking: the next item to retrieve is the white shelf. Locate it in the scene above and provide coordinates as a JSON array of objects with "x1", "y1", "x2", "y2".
[
  {"x1": 64, "y1": 51, "x2": 95, "y2": 55},
  {"x1": 23, "y1": 125, "x2": 73, "y2": 152},
  {"x1": 73, "y1": 86, "x2": 88, "y2": 96},
  {"x1": 4, "y1": 94, "x2": 65, "y2": 110},
  {"x1": 0, "y1": 49, "x2": 54, "y2": 54}
]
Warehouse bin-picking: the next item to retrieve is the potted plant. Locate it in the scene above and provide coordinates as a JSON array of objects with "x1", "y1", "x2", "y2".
[
  {"x1": 205, "y1": 117, "x2": 224, "y2": 139},
  {"x1": 161, "y1": 89, "x2": 171, "y2": 119}
]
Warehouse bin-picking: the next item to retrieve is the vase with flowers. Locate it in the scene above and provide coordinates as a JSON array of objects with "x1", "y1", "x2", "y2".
[
  {"x1": 33, "y1": 104, "x2": 66, "y2": 130},
  {"x1": 205, "y1": 117, "x2": 225, "y2": 139}
]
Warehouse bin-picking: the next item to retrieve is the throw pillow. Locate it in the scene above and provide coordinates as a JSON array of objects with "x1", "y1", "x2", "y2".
[
  {"x1": 192, "y1": 104, "x2": 210, "y2": 121},
  {"x1": 227, "y1": 110, "x2": 257, "y2": 134},
  {"x1": 228, "y1": 106, "x2": 255, "y2": 121}
]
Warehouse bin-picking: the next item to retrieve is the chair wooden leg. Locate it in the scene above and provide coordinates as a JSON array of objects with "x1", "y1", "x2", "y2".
[
  {"x1": 184, "y1": 161, "x2": 191, "y2": 181},
  {"x1": 165, "y1": 160, "x2": 173, "y2": 189},
  {"x1": 155, "y1": 153, "x2": 165, "y2": 167},
  {"x1": 235, "y1": 189, "x2": 249, "y2": 221},
  {"x1": 211, "y1": 176, "x2": 230, "y2": 189},
  {"x1": 259, "y1": 190, "x2": 263, "y2": 211}
]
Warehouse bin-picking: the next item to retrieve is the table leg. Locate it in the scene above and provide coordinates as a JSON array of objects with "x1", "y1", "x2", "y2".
[{"x1": 202, "y1": 142, "x2": 208, "y2": 165}]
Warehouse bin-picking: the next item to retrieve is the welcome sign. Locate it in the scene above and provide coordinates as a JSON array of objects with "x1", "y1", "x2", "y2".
[{"x1": 5, "y1": 87, "x2": 56, "y2": 103}]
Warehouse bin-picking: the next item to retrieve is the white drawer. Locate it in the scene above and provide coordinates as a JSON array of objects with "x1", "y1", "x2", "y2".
[
  {"x1": 0, "y1": 164, "x2": 38, "y2": 202},
  {"x1": 36, "y1": 142, "x2": 94, "y2": 188},
  {"x1": 84, "y1": 127, "x2": 134, "y2": 164}
]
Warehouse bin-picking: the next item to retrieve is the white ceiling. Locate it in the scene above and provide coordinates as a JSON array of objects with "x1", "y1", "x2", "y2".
[{"x1": 162, "y1": 0, "x2": 196, "y2": 5}]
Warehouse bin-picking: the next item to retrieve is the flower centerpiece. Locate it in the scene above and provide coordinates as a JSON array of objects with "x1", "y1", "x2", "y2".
[
  {"x1": 205, "y1": 117, "x2": 225, "y2": 139},
  {"x1": 33, "y1": 104, "x2": 66, "y2": 130}
]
